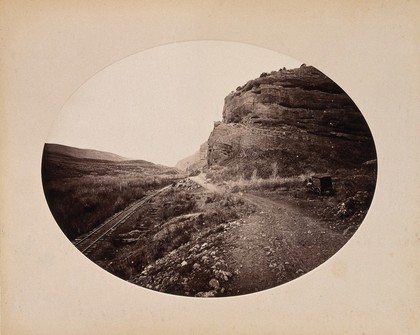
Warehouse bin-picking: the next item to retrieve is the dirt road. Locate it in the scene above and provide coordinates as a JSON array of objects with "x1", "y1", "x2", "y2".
[
  {"x1": 188, "y1": 173, "x2": 223, "y2": 193},
  {"x1": 190, "y1": 174, "x2": 347, "y2": 295}
]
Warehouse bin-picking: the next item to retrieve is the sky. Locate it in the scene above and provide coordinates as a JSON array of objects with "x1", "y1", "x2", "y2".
[{"x1": 47, "y1": 41, "x2": 301, "y2": 166}]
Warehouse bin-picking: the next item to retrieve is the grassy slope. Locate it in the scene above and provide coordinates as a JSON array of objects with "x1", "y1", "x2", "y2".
[
  {"x1": 100, "y1": 183, "x2": 252, "y2": 295},
  {"x1": 44, "y1": 143, "x2": 130, "y2": 161},
  {"x1": 42, "y1": 148, "x2": 182, "y2": 240}
]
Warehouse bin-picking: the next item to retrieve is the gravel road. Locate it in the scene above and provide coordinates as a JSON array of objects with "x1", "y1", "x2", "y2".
[{"x1": 190, "y1": 173, "x2": 347, "y2": 294}]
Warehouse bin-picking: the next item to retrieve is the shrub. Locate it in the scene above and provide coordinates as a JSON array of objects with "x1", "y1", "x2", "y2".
[
  {"x1": 225, "y1": 174, "x2": 310, "y2": 192},
  {"x1": 160, "y1": 190, "x2": 197, "y2": 220}
]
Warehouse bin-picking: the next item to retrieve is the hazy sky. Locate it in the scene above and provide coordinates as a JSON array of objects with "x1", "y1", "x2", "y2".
[{"x1": 47, "y1": 41, "x2": 301, "y2": 166}]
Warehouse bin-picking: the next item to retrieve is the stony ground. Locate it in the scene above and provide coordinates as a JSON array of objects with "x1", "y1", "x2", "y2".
[
  {"x1": 80, "y1": 173, "x2": 368, "y2": 297},
  {"x1": 221, "y1": 193, "x2": 347, "y2": 295},
  {"x1": 101, "y1": 175, "x2": 349, "y2": 297}
]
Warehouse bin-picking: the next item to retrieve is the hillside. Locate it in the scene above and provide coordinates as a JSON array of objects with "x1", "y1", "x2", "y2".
[
  {"x1": 42, "y1": 144, "x2": 182, "y2": 239},
  {"x1": 42, "y1": 65, "x2": 378, "y2": 297},
  {"x1": 44, "y1": 143, "x2": 130, "y2": 162},
  {"x1": 175, "y1": 141, "x2": 208, "y2": 173},
  {"x1": 181, "y1": 65, "x2": 378, "y2": 237}
]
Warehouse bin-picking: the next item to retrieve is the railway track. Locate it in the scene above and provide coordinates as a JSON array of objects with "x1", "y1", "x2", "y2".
[{"x1": 73, "y1": 185, "x2": 172, "y2": 255}]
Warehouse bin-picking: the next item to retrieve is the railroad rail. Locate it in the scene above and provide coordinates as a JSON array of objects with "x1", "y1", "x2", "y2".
[{"x1": 73, "y1": 184, "x2": 172, "y2": 255}]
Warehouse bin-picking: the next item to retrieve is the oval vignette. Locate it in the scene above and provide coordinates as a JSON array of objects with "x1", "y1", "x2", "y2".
[{"x1": 41, "y1": 41, "x2": 377, "y2": 297}]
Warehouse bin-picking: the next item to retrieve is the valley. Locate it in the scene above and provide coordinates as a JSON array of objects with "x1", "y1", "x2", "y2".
[{"x1": 42, "y1": 64, "x2": 376, "y2": 296}]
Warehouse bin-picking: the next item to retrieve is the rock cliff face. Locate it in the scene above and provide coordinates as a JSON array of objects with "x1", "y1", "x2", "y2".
[{"x1": 207, "y1": 65, "x2": 376, "y2": 178}]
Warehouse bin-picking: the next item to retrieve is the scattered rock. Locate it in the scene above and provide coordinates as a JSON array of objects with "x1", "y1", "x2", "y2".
[
  {"x1": 209, "y1": 278, "x2": 220, "y2": 289},
  {"x1": 195, "y1": 290, "x2": 217, "y2": 298},
  {"x1": 215, "y1": 270, "x2": 232, "y2": 281},
  {"x1": 200, "y1": 243, "x2": 208, "y2": 250}
]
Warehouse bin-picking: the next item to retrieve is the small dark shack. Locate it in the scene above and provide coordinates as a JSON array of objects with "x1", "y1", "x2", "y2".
[{"x1": 308, "y1": 174, "x2": 333, "y2": 195}]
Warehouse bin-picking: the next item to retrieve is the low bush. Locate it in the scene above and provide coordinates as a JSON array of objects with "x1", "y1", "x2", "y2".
[
  {"x1": 225, "y1": 174, "x2": 310, "y2": 192},
  {"x1": 160, "y1": 189, "x2": 197, "y2": 221}
]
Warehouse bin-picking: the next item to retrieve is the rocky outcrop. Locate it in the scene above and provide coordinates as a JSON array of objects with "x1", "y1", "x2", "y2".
[{"x1": 207, "y1": 65, "x2": 376, "y2": 178}]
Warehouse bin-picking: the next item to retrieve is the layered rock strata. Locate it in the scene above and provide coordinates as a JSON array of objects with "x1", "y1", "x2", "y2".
[{"x1": 207, "y1": 65, "x2": 376, "y2": 177}]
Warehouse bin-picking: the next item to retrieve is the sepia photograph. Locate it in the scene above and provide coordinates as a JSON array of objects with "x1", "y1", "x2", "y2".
[
  {"x1": 42, "y1": 42, "x2": 376, "y2": 297},
  {"x1": 2, "y1": 1, "x2": 419, "y2": 334}
]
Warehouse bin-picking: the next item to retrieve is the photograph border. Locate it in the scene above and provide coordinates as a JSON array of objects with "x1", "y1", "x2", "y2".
[{"x1": 1, "y1": 1, "x2": 419, "y2": 334}]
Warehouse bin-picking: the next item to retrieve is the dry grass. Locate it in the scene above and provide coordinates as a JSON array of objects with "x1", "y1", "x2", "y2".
[
  {"x1": 225, "y1": 174, "x2": 310, "y2": 192},
  {"x1": 42, "y1": 152, "x2": 180, "y2": 240}
]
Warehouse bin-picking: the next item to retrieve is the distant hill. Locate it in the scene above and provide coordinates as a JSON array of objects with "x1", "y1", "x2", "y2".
[
  {"x1": 42, "y1": 143, "x2": 179, "y2": 182},
  {"x1": 175, "y1": 142, "x2": 208, "y2": 172},
  {"x1": 44, "y1": 143, "x2": 130, "y2": 162}
]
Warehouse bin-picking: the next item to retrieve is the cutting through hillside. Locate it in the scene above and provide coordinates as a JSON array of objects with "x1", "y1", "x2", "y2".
[{"x1": 42, "y1": 64, "x2": 376, "y2": 297}]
